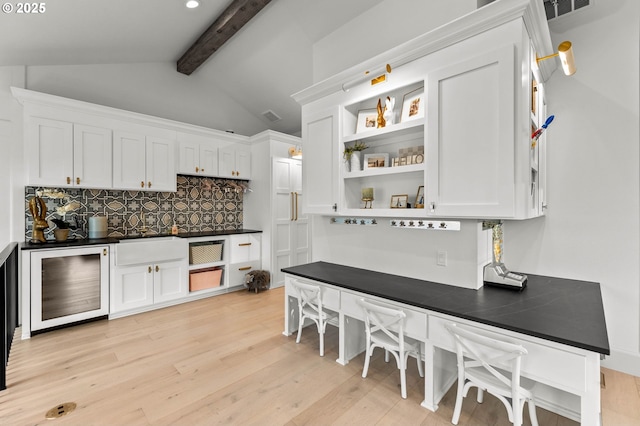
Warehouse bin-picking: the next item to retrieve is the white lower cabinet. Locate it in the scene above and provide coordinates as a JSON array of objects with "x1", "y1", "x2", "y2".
[
  {"x1": 228, "y1": 234, "x2": 262, "y2": 288},
  {"x1": 111, "y1": 260, "x2": 188, "y2": 313}
]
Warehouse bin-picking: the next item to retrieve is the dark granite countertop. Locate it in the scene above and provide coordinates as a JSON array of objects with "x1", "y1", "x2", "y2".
[
  {"x1": 21, "y1": 229, "x2": 262, "y2": 250},
  {"x1": 282, "y1": 261, "x2": 610, "y2": 355}
]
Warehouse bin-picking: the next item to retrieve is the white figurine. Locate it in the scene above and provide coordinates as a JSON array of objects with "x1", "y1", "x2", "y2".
[{"x1": 383, "y1": 96, "x2": 395, "y2": 125}]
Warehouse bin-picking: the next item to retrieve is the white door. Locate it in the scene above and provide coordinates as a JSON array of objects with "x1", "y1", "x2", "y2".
[
  {"x1": 218, "y1": 146, "x2": 236, "y2": 178},
  {"x1": 146, "y1": 136, "x2": 176, "y2": 192},
  {"x1": 426, "y1": 45, "x2": 515, "y2": 218},
  {"x1": 272, "y1": 158, "x2": 310, "y2": 288},
  {"x1": 153, "y1": 260, "x2": 187, "y2": 303},
  {"x1": 291, "y1": 159, "x2": 310, "y2": 268},
  {"x1": 73, "y1": 124, "x2": 112, "y2": 188},
  {"x1": 301, "y1": 107, "x2": 339, "y2": 214},
  {"x1": 26, "y1": 117, "x2": 73, "y2": 187},
  {"x1": 113, "y1": 130, "x2": 146, "y2": 190}
]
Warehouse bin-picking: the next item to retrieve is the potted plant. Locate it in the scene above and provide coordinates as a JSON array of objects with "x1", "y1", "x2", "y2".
[
  {"x1": 51, "y1": 217, "x2": 76, "y2": 242},
  {"x1": 349, "y1": 140, "x2": 368, "y2": 172},
  {"x1": 343, "y1": 145, "x2": 354, "y2": 172}
]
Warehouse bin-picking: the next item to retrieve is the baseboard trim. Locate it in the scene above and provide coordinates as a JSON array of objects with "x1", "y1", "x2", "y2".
[{"x1": 601, "y1": 349, "x2": 640, "y2": 377}]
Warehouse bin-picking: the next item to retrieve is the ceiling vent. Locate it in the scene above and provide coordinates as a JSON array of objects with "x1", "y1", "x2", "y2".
[
  {"x1": 544, "y1": 0, "x2": 593, "y2": 21},
  {"x1": 262, "y1": 109, "x2": 282, "y2": 122}
]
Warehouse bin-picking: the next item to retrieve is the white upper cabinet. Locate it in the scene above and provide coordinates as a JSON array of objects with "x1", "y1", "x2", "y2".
[
  {"x1": 26, "y1": 117, "x2": 112, "y2": 188},
  {"x1": 73, "y1": 124, "x2": 113, "y2": 188},
  {"x1": 13, "y1": 87, "x2": 254, "y2": 192},
  {"x1": 219, "y1": 145, "x2": 251, "y2": 179},
  {"x1": 177, "y1": 132, "x2": 219, "y2": 177},
  {"x1": 425, "y1": 45, "x2": 515, "y2": 218},
  {"x1": 292, "y1": 0, "x2": 553, "y2": 220},
  {"x1": 300, "y1": 106, "x2": 339, "y2": 215},
  {"x1": 113, "y1": 131, "x2": 176, "y2": 192}
]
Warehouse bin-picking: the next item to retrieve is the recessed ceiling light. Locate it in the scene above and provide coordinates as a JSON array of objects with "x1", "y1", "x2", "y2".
[{"x1": 186, "y1": 0, "x2": 200, "y2": 9}]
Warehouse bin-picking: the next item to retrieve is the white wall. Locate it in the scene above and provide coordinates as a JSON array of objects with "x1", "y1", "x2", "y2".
[
  {"x1": 312, "y1": 0, "x2": 477, "y2": 81},
  {"x1": 308, "y1": 0, "x2": 640, "y2": 375},
  {"x1": 0, "y1": 67, "x2": 25, "y2": 248},
  {"x1": 24, "y1": 62, "x2": 268, "y2": 137},
  {"x1": 506, "y1": 0, "x2": 640, "y2": 375}
]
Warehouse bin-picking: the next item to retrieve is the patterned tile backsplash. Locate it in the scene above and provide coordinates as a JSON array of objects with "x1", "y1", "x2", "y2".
[{"x1": 25, "y1": 176, "x2": 246, "y2": 241}]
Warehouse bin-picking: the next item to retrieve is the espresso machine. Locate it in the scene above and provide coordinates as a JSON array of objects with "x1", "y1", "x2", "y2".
[{"x1": 483, "y1": 221, "x2": 527, "y2": 290}]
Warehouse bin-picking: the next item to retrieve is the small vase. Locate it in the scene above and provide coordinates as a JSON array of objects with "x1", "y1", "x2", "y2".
[
  {"x1": 350, "y1": 151, "x2": 362, "y2": 172},
  {"x1": 343, "y1": 159, "x2": 351, "y2": 174},
  {"x1": 54, "y1": 228, "x2": 70, "y2": 242}
]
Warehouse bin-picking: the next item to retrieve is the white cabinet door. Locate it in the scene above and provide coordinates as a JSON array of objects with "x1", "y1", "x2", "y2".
[
  {"x1": 235, "y1": 149, "x2": 251, "y2": 179},
  {"x1": 177, "y1": 138, "x2": 199, "y2": 175},
  {"x1": 199, "y1": 143, "x2": 218, "y2": 177},
  {"x1": 177, "y1": 133, "x2": 219, "y2": 177},
  {"x1": 219, "y1": 146, "x2": 251, "y2": 179},
  {"x1": 112, "y1": 264, "x2": 154, "y2": 312},
  {"x1": 146, "y1": 136, "x2": 176, "y2": 192},
  {"x1": 113, "y1": 130, "x2": 147, "y2": 190},
  {"x1": 26, "y1": 117, "x2": 74, "y2": 187},
  {"x1": 272, "y1": 158, "x2": 310, "y2": 288},
  {"x1": 113, "y1": 132, "x2": 176, "y2": 191},
  {"x1": 301, "y1": 106, "x2": 339, "y2": 214},
  {"x1": 153, "y1": 260, "x2": 188, "y2": 303},
  {"x1": 73, "y1": 124, "x2": 112, "y2": 189},
  {"x1": 218, "y1": 146, "x2": 235, "y2": 178},
  {"x1": 426, "y1": 45, "x2": 515, "y2": 218}
]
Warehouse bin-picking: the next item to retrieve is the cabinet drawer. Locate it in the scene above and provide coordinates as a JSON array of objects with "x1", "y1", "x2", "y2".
[
  {"x1": 341, "y1": 291, "x2": 427, "y2": 340},
  {"x1": 228, "y1": 260, "x2": 261, "y2": 288},
  {"x1": 428, "y1": 315, "x2": 587, "y2": 393},
  {"x1": 284, "y1": 276, "x2": 340, "y2": 311},
  {"x1": 229, "y1": 234, "x2": 261, "y2": 263}
]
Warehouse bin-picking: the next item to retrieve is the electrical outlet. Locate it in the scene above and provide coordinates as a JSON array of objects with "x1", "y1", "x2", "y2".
[{"x1": 437, "y1": 250, "x2": 447, "y2": 266}]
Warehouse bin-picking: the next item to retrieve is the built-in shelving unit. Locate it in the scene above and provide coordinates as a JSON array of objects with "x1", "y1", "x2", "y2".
[{"x1": 340, "y1": 80, "x2": 426, "y2": 217}]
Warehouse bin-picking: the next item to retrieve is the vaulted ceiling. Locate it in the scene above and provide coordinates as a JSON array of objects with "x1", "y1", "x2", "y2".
[{"x1": 0, "y1": 0, "x2": 380, "y2": 136}]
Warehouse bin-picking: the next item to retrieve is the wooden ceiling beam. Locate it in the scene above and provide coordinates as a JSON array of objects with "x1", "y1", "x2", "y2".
[{"x1": 177, "y1": 0, "x2": 272, "y2": 75}]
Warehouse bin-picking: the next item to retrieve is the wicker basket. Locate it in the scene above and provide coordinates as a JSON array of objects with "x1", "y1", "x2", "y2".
[{"x1": 189, "y1": 242, "x2": 223, "y2": 264}]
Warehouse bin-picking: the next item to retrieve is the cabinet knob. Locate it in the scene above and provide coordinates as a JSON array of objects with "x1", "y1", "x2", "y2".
[
  {"x1": 236, "y1": 171, "x2": 240, "y2": 177},
  {"x1": 201, "y1": 169, "x2": 204, "y2": 172},
  {"x1": 239, "y1": 243, "x2": 252, "y2": 247},
  {"x1": 76, "y1": 177, "x2": 80, "y2": 185},
  {"x1": 148, "y1": 181, "x2": 152, "y2": 188},
  {"x1": 195, "y1": 167, "x2": 199, "y2": 173},
  {"x1": 430, "y1": 202, "x2": 436, "y2": 213},
  {"x1": 155, "y1": 265, "x2": 159, "y2": 272},
  {"x1": 103, "y1": 248, "x2": 107, "y2": 256},
  {"x1": 239, "y1": 266, "x2": 251, "y2": 271},
  {"x1": 141, "y1": 181, "x2": 145, "y2": 188},
  {"x1": 67, "y1": 176, "x2": 71, "y2": 184},
  {"x1": 148, "y1": 266, "x2": 152, "y2": 273}
]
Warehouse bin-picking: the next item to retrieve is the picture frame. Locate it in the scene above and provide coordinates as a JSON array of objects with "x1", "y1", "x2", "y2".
[
  {"x1": 390, "y1": 194, "x2": 408, "y2": 208},
  {"x1": 400, "y1": 87, "x2": 424, "y2": 123},
  {"x1": 415, "y1": 185, "x2": 425, "y2": 208},
  {"x1": 356, "y1": 108, "x2": 378, "y2": 133},
  {"x1": 364, "y1": 153, "x2": 389, "y2": 169}
]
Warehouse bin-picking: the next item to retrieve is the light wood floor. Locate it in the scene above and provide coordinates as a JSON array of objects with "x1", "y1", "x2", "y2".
[{"x1": 1, "y1": 287, "x2": 638, "y2": 425}]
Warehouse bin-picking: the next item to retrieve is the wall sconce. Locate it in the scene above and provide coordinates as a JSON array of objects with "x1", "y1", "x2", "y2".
[
  {"x1": 342, "y1": 64, "x2": 392, "y2": 92},
  {"x1": 537, "y1": 41, "x2": 576, "y2": 75},
  {"x1": 288, "y1": 146, "x2": 302, "y2": 159}
]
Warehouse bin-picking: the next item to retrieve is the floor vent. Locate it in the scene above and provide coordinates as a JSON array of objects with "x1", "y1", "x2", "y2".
[
  {"x1": 262, "y1": 109, "x2": 282, "y2": 122},
  {"x1": 544, "y1": 0, "x2": 593, "y2": 21},
  {"x1": 45, "y1": 402, "x2": 77, "y2": 419}
]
